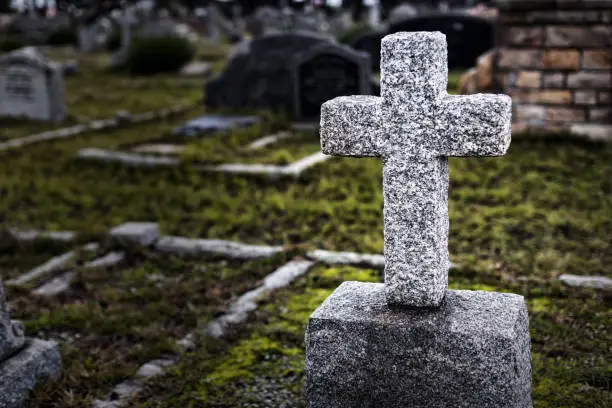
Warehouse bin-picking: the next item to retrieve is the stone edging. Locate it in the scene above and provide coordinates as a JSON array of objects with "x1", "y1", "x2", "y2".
[
  {"x1": 76, "y1": 148, "x2": 331, "y2": 179},
  {"x1": 6, "y1": 222, "x2": 609, "y2": 407},
  {"x1": 0, "y1": 105, "x2": 189, "y2": 153}
]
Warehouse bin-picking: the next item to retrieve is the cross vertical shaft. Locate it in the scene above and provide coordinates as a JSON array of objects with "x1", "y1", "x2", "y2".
[
  {"x1": 320, "y1": 31, "x2": 511, "y2": 308},
  {"x1": 383, "y1": 155, "x2": 449, "y2": 306}
]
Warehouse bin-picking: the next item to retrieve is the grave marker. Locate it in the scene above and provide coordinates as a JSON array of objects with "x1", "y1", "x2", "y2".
[
  {"x1": 0, "y1": 280, "x2": 62, "y2": 408},
  {"x1": 293, "y1": 43, "x2": 371, "y2": 121},
  {"x1": 320, "y1": 31, "x2": 510, "y2": 307},
  {"x1": 305, "y1": 32, "x2": 532, "y2": 408},
  {"x1": 0, "y1": 47, "x2": 65, "y2": 122}
]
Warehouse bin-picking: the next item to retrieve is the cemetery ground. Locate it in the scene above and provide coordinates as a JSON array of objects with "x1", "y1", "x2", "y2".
[{"x1": 0, "y1": 51, "x2": 610, "y2": 408}]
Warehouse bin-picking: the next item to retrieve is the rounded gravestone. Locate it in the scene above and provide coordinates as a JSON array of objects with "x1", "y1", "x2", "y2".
[
  {"x1": 348, "y1": 30, "x2": 385, "y2": 72},
  {"x1": 387, "y1": 13, "x2": 494, "y2": 70}
]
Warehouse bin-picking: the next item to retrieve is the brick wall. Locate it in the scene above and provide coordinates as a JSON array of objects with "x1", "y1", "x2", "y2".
[{"x1": 494, "y1": 0, "x2": 611, "y2": 138}]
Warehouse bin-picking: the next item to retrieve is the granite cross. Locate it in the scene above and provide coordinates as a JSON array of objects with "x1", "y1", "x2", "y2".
[{"x1": 320, "y1": 32, "x2": 512, "y2": 307}]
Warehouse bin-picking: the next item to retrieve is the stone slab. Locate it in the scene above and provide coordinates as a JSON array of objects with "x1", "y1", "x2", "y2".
[
  {"x1": 559, "y1": 274, "x2": 612, "y2": 289},
  {"x1": 155, "y1": 236, "x2": 282, "y2": 260},
  {"x1": 0, "y1": 338, "x2": 62, "y2": 408},
  {"x1": 109, "y1": 222, "x2": 161, "y2": 247},
  {"x1": 305, "y1": 282, "x2": 532, "y2": 408}
]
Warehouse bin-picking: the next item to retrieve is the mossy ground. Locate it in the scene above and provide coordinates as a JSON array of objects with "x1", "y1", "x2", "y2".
[{"x1": 0, "y1": 47, "x2": 610, "y2": 407}]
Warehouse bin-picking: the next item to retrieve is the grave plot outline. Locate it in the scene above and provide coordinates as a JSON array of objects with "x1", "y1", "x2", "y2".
[{"x1": 76, "y1": 124, "x2": 331, "y2": 179}]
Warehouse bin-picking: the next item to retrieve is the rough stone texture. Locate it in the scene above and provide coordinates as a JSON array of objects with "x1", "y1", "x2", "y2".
[
  {"x1": 109, "y1": 222, "x2": 161, "y2": 247},
  {"x1": 305, "y1": 282, "x2": 533, "y2": 408},
  {"x1": 7, "y1": 250, "x2": 75, "y2": 286},
  {"x1": 155, "y1": 236, "x2": 283, "y2": 260},
  {"x1": 320, "y1": 32, "x2": 511, "y2": 307},
  {"x1": 558, "y1": 274, "x2": 612, "y2": 289},
  {"x1": 32, "y1": 271, "x2": 76, "y2": 297},
  {"x1": 0, "y1": 280, "x2": 26, "y2": 363},
  {"x1": 0, "y1": 339, "x2": 62, "y2": 408}
]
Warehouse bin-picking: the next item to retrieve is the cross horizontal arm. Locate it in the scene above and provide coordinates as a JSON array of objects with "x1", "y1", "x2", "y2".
[
  {"x1": 435, "y1": 93, "x2": 512, "y2": 157},
  {"x1": 320, "y1": 95, "x2": 383, "y2": 158}
]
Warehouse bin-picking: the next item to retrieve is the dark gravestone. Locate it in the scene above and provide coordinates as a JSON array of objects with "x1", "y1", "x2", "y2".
[
  {"x1": 387, "y1": 13, "x2": 494, "y2": 71},
  {"x1": 292, "y1": 43, "x2": 371, "y2": 121},
  {"x1": 347, "y1": 31, "x2": 385, "y2": 72},
  {"x1": 205, "y1": 32, "x2": 372, "y2": 121}
]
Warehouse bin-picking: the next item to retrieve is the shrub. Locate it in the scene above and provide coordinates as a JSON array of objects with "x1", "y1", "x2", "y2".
[
  {"x1": 337, "y1": 23, "x2": 375, "y2": 45},
  {"x1": 45, "y1": 27, "x2": 77, "y2": 46},
  {"x1": 106, "y1": 28, "x2": 121, "y2": 51},
  {"x1": 124, "y1": 35, "x2": 194, "y2": 75},
  {"x1": 0, "y1": 36, "x2": 26, "y2": 52}
]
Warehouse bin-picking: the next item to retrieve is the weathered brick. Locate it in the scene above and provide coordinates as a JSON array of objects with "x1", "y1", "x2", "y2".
[
  {"x1": 546, "y1": 107, "x2": 586, "y2": 122},
  {"x1": 515, "y1": 105, "x2": 546, "y2": 123},
  {"x1": 523, "y1": 10, "x2": 602, "y2": 23},
  {"x1": 504, "y1": 26, "x2": 544, "y2": 46},
  {"x1": 515, "y1": 71, "x2": 541, "y2": 88},
  {"x1": 582, "y1": 50, "x2": 612, "y2": 69},
  {"x1": 546, "y1": 26, "x2": 612, "y2": 48},
  {"x1": 574, "y1": 91, "x2": 598, "y2": 105},
  {"x1": 589, "y1": 108, "x2": 612, "y2": 122},
  {"x1": 599, "y1": 92, "x2": 611, "y2": 104},
  {"x1": 567, "y1": 72, "x2": 611, "y2": 89},
  {"x1": 498, "y1": 49, "x2": 541, "y2": 69},
  {"x1": 542, "y1": 73, "x2": 566, "y2": 88},
  {"x1": 513, "y1": 90, "x2": 572, "y2": 104},
  {"x1": 542, "y1": 50, "x2": 580, "y2": 70}
]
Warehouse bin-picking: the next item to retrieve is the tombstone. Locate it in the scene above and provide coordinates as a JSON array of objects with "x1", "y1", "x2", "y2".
[
  {"x1": 0, "y1": 279, "x2": 61, "y2": 408},
  {"x1": 0, "y1": 47, "x2": 65, "y2": 122},
  {"x1": 292, "y1": 42, "x2": 371, "y2": 121},
  {"x1": 386, "y1": 2, "x2": 418, "y2": 26},
  {"x1": 388, "y1": 13, "x2": 494, "y2": 70},
  {"x1": 110, "y1": 16, "x2": 132, "y2": 69},
  {"x1": 293, "y1": 7, "x2": 328, "y2": 33},
  {"x1": 247, "y1": 6, "x2": 286, "y2": 37},
  {"x1": 305, "y1": 32, "x2": 532, "y2": 407},
  {"x1": 77, "y1": 23, "x2": 97, "y2": 53},
  {"x1": 205, "y1": 32, "x2": 372, "y2": 121},
  {"x1": 347, "y1": 30, "x2": 384, "y2": 72}
]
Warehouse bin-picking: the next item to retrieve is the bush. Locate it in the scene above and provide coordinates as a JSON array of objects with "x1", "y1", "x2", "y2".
[
  {"x1": 45, "y1": 27, "x2": 77, "y2": 46},
  {"x1": 124, "y1": 35, "x2": 194, "y2": 75},
  {"x1": 337, "y1": 23, "x2": 375, "y2": 45},
  {"x1": 0, "y1": 36, "x2": 26, "y2": 52}
]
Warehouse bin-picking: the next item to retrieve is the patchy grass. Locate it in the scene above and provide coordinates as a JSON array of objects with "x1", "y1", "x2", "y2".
[
  {"x1": 0, "y1": 59, "x2": 610, "y2": 407},
  {"x1": 0, "y1": 51, "x2": 203, "y2": 141},
  {"x1": 130, "y1": 265, "x2": 611, "y2": 408},
  {"x1": 3, "y1": 240, "x2": 293, "y2": 408},
  {"x1": 181, "y1": 130, "x2": 321, "y2": 166}
]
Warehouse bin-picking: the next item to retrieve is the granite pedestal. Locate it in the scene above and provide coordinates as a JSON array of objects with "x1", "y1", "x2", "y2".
[
  {"x1": 0, "y1": 339, "x2": 61, "y2": 408},
  {"x1": 305, "y1": 282, "x2": 532, "y2": 408}
]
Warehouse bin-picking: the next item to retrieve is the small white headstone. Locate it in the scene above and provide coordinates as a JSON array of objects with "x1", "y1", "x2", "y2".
[{"x1": 0, "y1": 47, "x2": 65, "y2": 122}]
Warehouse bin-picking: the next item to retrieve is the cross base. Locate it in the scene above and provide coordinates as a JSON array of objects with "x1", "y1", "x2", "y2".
[
  {"x1": 305, "y1": 282, "x2": 532, "y2": 408},
  {"x1": 0, "y1": 338, "x2": 61, "y2": 408}
]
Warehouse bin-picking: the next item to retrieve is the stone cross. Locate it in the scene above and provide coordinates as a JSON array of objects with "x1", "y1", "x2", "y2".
[{"x1": 320, "y1": 32, "x2": 511, "y2": 307}]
